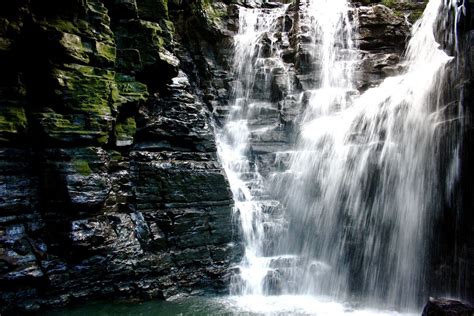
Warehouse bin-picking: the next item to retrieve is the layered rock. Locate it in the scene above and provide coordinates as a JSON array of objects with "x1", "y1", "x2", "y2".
[
  {"x1": 353, "y1": 2, "x2": 413, "y2": 90},
  {"x1": 0, "y1": 0, "x2": 241, "y2": 313}
]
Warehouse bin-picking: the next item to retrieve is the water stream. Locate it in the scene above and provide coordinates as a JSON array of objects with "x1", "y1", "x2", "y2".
[{"x1": 217, "y1": 0, "x2": 465, "y2": 313}]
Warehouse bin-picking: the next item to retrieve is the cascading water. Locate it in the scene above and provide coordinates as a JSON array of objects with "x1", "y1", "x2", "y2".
[
  {"x1": 217, "y1": 4, "x2": 291, "y2": 296},
  {"x1": 272, "y1": 0, "x2": 358, "y2": 299},
  {"x1": 277, "y1": 0, "x2": 459, "y2": 308},
  {"x1": 217, "y1": 0, "x2": 465, "y2": 313}
]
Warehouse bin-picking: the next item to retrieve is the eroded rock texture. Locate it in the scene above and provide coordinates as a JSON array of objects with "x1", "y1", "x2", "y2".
[{"x1": 0, "y1": 0, "x2": 242, "y2": 313}]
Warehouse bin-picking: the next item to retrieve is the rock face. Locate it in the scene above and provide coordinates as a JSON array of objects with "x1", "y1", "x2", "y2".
[
  {"x1": 0, "y1": 0, "x2": 242, "y2": 313},
  {"x1": 422, "y1": 298, "x2": 474, "y2": 316},
  {"x1": 428, "y1": 3, "x2": 474, "y2": 304}
]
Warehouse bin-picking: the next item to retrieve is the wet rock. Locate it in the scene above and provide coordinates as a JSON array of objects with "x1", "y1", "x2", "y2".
[
  {"x1": 0, "y1": 0, "x2": 241, "y2": 313},
  {"x1": 422, "y1": 298, "x2": 474, "y2": 316},
  {"x1": 263, "y1": 270, "x2": 283, "y2": 295},
  {"x1": 355, "y1": 5, "x2": 410, "y2": 51},
  {"x1": 355, "y1": 52, "x2": 405, "y2": 90}
]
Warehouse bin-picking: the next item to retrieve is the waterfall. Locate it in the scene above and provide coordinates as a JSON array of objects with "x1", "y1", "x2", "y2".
[
  {"x1": 216, "y1": 4, "x2": 290, "y2": 296},
  {"x1": 217, "y1": 0, "x2": 464, "y2": 311}
]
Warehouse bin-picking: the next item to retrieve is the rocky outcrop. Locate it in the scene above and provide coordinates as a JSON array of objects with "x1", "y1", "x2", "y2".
[
  {"x1": 0, "y1": 0, "x2": 242, "y2": 313},
  {"x1": 422, "y1": 298, "x2": 474, "y2": 316},
  {"x1": 428, "y1": 2, "x2": 474, "y2": 304},
  {"x1": 353, "y1": 2, "x2": 414, "y2": 90}
]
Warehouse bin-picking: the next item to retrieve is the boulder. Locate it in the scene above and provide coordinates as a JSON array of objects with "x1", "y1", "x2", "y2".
[{"x1": 422, "y1": 298, "x2": 474, "y2": 316}]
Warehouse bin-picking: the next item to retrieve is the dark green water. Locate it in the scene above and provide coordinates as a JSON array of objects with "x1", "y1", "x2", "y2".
[
  {"x1": 41, "y1": 295, "x2": 419, "y2": 316},
  {"x1": 42, "y1": 297, "x2": 230, "y2": 316}
]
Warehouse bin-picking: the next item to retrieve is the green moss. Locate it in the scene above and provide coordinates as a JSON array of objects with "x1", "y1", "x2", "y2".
[
  {"x1": 60, "y1": 32, "x2": 89, "y2": 63},
  {"x1": 410, "y1": 9, "x2": 424, "y2": 22},
  {"x1": 72, "y1": 159, "x2": 92, "y2": 176},
  {"x1": 52, "y1": 64, "x2": 116, "y2": 117},
  {"x1": 46, "y1": 19, "x2": 82, "y2": 35},
  {"x1": 163, "y1": 20, "x2": 175, "y2": 36},
  {"x1": 109, "y1": 150, "x2": 123, "y2": 162},
  {"x1": 115, "y1": 73, "x2": 149, "y2": 104},
  {"x1": 133, "y1": 0, "x2": 173, "y2": 45},
  {"x1": 41, "y1": 16, "x2": 115, "y2": 47},
  {"x1": 139, "y1": 20, "x2": 165, "y2": 47},
  {"x1": 116, "y1": 117, "x2": 136, "y2": 137},
  {"x1": 380, "y1": 0, "x2": 428, "y2": 23},
  {"x1": 97, "y1": 135, "x2": 109, "y2": 144},
  {"x1": 200, "y1": 0, "x2": 227, "y2": 26},
  {"x1": 0, "y1": 104, "x2": 28, "y2": 138},
  {"x1": 95, "y1": 41, "x2": 116, "y2": 64},
  {"x1": 35, "y1": 111, "x2": 110, "y2": 144},
  {"x1": 65, "y1": 63, "x2": 116, "y2": 80},
  {"x1": 381, "y1": 0, "x2": 396, "y2": 7},
  {"x1": 115, "y1": 20, "x2": 166, "y2": 68}
]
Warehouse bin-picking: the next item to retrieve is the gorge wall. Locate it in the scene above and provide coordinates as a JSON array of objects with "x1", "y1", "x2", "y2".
[
  {"x1": 0, "y1": 0, "x2": 242, "y2": 313},
  {"x1": 0, "y1": 0, "x2": 473, "y2": 313}
]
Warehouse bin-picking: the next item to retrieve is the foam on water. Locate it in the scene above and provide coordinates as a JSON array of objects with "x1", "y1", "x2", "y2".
[{"x1": 218, "y1": 295, "x2": 418, "y2": 316}]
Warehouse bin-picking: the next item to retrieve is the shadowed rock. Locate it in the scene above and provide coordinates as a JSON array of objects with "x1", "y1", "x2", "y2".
[{"x1": 422, "y1": 298, "x2": 474, "y2": 316}]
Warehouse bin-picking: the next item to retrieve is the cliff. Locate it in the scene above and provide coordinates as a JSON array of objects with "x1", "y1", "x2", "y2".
[{"x1": 0, "y1": 0, "x2": 241, "y2": 312}]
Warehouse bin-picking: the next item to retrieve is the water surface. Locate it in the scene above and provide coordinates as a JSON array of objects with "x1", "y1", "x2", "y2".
[{"x1": 44, "y1": 295, "x2": 419, "y2": 316}]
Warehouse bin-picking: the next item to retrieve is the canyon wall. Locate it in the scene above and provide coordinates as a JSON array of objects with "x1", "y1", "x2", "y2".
[{"x1": 0, "y1": 0, "x2": 241, "y2": 312}]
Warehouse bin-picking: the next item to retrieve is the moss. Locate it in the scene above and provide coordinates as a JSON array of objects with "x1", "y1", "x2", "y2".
[
  {"x1": 410, "y1": 9, "x2": 424, "y2": 22},
  {"x1": 115, "y1": 73, "x2": 149, "y2": 103},
  {"x1": 115, "y1": 20, "x2": 166, "y2": 68},
  {"x1": 380, "y1": 0, "x2": 428, "y2": 23},
  {"x1": 163, "y1": 20, "x2": 175, "y2": 36},
  {"x1": 200, "y1": 0, "x2": 227, "y2": 27},
  {"x1": 132, "y1": 0, "x2": 174, "y2": 45},
  {"x1": 41, "y1": 15, "x2": 115, "y2": 47},
  {"x1": 35, "y1": 111, "x2": 110, "y2": 144},
  {"x1": 138, "y1": 20, "x2": 164, "y2": 47},
  {"x1": 46, "y1": 19, "x2": 83, "y2": 35},
  {"x1": 95, "y1": 41, "x2": 116, "y2": 64},
  {"x1": 72, "y1": 159, "x2": 92, "y2": 176},
  {"x1": 58, "y1": 32, "x2": 90, "y2": 63},
  {"x1": 97, "y1": 135, "x2": 109, "y2": 144},
  {"x1": 0, "y1": 104, "x2": 28, "y2": 139},
  {"x1": 65, "y1": 63, "x2": 115, "y2": 80},
  {"x1": 381, "y1": 0, "x2": 396, "y2": 7},
  {"x1": 115, "y1": 117, "x2": 136, "y2": 137},
  {"x1": 108, "y1": 150, "x2": 123, "y2": 162},
  {"x1": 52, "y1": 64, "x2": 116, "y2": 117}
]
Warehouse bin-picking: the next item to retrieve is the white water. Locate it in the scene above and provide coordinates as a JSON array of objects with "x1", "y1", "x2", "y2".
[
  {"x1": 279, "y1": 0, "x2": 456, "y2": 308},
  {"x1": 217, "y1": 4, "x2": 290, "y2": 296},
  {"x1": 217, "y1": 0, "x2": 463, "y2": 313},
  {"x1": 218, "y1": 295, "x2": 418, "y2": 316}
]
